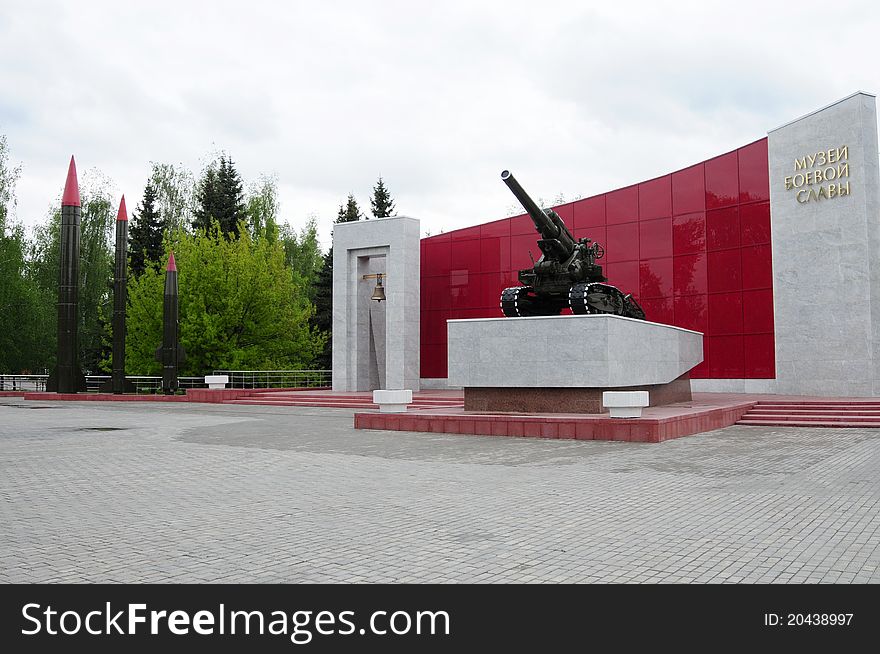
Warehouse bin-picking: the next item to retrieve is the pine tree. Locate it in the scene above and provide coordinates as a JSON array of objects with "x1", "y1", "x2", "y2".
[
  {"x1": 129, "y1": 181, "x2": 164, "y2": 277},
  {"x1": 337, "y1": 193, "x2": 363, "y2": 222},
  {"x1": 193, "y1": 155, "x2": 246, "y2": 238},
  {"x1": 370, "y1": 176, "x2": 396, "y2": 218}
]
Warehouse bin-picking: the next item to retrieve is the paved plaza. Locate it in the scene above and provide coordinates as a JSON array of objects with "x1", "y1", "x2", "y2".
[{"x1": 1, "y1": 397, "x2": 879, "y2": 583}]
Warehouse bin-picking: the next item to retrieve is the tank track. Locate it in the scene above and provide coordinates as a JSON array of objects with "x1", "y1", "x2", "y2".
[
  {"x1": 568, "y1": 282, "x2": 646, "y2": 319},
  {"x1": 500, "y1": 286, "x2": 533, "y2": 317}
]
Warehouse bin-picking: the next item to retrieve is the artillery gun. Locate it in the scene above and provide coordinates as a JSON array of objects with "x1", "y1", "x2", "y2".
[{"x1": 499, "y1": 170, "x2": 646, "y2": 319}]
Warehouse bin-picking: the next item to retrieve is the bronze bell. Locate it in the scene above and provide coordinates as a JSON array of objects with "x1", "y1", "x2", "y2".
[{"x1": 371, "y1": 274, "x2": 386, "y2": 302}]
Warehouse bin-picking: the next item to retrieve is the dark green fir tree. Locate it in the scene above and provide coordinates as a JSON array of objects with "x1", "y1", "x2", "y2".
[
  {"x1": 193, "y1": 155, "x2": 246, "y2": 238},
  {"x1": 369, "y1": 176, "x2": 396, "y2": 218},
  {"x1": 129, "y1": 181, "x2": 164, "y2": 276}
]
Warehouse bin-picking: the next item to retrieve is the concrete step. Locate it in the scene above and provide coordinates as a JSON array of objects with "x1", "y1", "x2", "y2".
[
  {"x1": 742, "y1": 413, "x2": 880, "y2": 423},
  {"x1": 224, "y1": 398, "x2": 464, "y2": 409},
  {"x1": 746, "y1": 410, "x2": 880, "y2": 417},
  {"x1": 736, "y1": 419, "x2": 880, "y2": 428},
  {"x1": 753, "y1": 402, "x2": 880, "y2": 409}
]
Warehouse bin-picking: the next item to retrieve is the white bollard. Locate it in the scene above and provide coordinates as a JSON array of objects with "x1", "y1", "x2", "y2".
[
  {"x1": 602, "y1": 391, "x2": 650, "y2": 418},
  {"x1": 373, "y1": 389, "x2": 413, "y2": 413},
  {"x1": 204, "y1": 375, "x2": 229, "y2": 390}
]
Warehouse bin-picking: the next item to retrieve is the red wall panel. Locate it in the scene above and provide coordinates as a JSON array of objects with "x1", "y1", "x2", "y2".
[{"x1": 420, "y1": 138, "x2": 774, "y2": 379}]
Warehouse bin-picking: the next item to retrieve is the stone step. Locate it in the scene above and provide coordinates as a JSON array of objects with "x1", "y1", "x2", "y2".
[
  {"x1": 736, "y1": 419, "x2": 880, "y2": 428},
  {"x1": 742, "y1": 413, "x2": 880, "y2": 423},
  {"x1": 225, "y1": 398, "x2": 464, "y2": 409},
  {"x1": 751, "y1": 407, "x2": 880, "y2": 417},
  {"x1": 754, "y1": 402, "x2": 880, "y2": 408}
]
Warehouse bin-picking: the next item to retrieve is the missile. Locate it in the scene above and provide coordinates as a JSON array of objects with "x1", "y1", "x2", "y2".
[
  {"x1": 155, "y1": 251, "x2": 186, "y2": 394},
  {"x1": 103, "y1": 196, "x2": 134, "y2": 393},
  {"x1": 47, "y1": 156, "x2": 86, "y2": 393}
]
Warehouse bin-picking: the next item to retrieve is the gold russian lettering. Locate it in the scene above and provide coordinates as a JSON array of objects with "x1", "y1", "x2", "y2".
[
  {"x1": 828, "y1": 184, "x2": 837, "y2": 198},
  {"x1": 795, "y1": 157, "x2": 807, "y2": 170},
  {"x1": 838, "y1": 162, "x2": 849, "y2": 178},
  {"x1": 839, "y1": 145, "x2": 848, "y2": 160},
  {"x1": 828, "y1": 148, "x2": 838, "y2": 164},
  {"x1": 797, "y1": 190, "x2": 808, "y2": 203},
  {"x1": 784, "y1": 176, "x2": 794, "y2": 190},
  {"x1": 793, "y1": 173, "x2": 805, "y2": 187},
  {"x1": 817, "y1": 185, "x2": 828, "y2": 199},
  {"x1": 840, "y1": 181, "x2": 850, "y2": 196},
  {"x1": 823, "y1": 166, "x2": 836, "y2": 181},
  {"x1": 808, "y1": 189, "x2": 819, "y2": 202},
  {"x1": 807, "y1": 153, "x2": 817, "y2": 167},
  {"x1": 816, "y1": 151, "x2": 826, "y2": 166}
]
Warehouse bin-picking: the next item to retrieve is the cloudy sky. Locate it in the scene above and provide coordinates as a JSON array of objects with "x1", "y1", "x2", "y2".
[{"x1": 1, "y1": 0, "x2": 878, "y2": 247}]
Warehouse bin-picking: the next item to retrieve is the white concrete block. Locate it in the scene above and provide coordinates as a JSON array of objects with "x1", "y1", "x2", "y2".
[
  {"x1": 602, "y1": 391, "x2": 649, "y2": 407},
  {"x1": 204, "y1": 375, "x2": 229, "y2": 389},
  {"x1": 603, "y1": 391, "x2": 649, "y2": 418},
  {"x1": 373, "y1": 389, "x2": 413, "y2": 413}
]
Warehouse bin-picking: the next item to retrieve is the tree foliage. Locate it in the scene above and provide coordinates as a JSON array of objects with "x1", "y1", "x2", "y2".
[
  {"x1": 150, "y1": 162, "x2": 195, "y2": 233},
  {"x1": 129, "y1": 181, "x2": 164, "y2": 277},
  {"x1": 193, "y1": 155, "x2": 246, "y2": 238},
  {"x1": 247, "y1": 174, "x2": 280, "y2": 242},
  {"x1": 310, "y1": 194, "x2": 365, "y2": 370},
  {"x1": 126, "y1": 224, "x2": 325, "y2": 375},
  {"x1": 337, "y1": 193, "x2": 363, "y2": 223},
  {"x1": 370, "y1": 176, "x2": 396, "y2": 218},
  {"x1": 0, "y1": 136, "x2": 47, "y2": 373}
]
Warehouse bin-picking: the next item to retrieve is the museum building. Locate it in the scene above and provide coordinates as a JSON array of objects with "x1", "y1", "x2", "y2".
[{"x1": 418, "y1": 92, "x2": 880, "y2": 397}]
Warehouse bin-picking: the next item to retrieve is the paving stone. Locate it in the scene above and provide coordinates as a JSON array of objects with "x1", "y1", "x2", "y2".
[{"x1": 1, "y1": 399, "x2": 880, "y2": 583}]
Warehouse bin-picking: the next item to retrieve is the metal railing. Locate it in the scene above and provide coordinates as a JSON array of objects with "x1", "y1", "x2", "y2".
[
  {"x1": 213, "y1": 370, "x2": 331, "y2": 389},
  {"x1": 0, "y1": 374, "x2": 48, "y2": 392},
  {"x1": 0, "y1": 374, "x2": 205, "y2": 394},
  {"x1": 1, "y1": 370, "x2": 331, "y2": 393}
]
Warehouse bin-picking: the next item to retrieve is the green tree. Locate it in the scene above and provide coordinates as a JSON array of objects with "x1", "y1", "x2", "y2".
[
  {"x1": 369, "y1": 176, "x2": 396, "y2": 218},
  {"x1": 0, "y1": 135, "x2": 48, "y2": 373},
  {"x1": 279, "y1": 216, "x2": 323, "y2": 294},
  {"x1": 338, "y1": 193, "x2": 363, "y2": 223},
  {"x1": 193, "y1": 155, "x2": 246, "y2": 238},
  {"x1": 149, "y1": 162, "x2": 195, "y2": 233},
  {"x1": 126, "y1": 223, "x2": 325, "y2": 375},
  {"x1": 129, "y1": 181, "x2": 164, "y2": 276},
  {"x1": 246, "y1": 174, "x2": 280, "y2": 242},
  {"x1": 310, "y1": 196, "x2": 363, "y2": 370}
]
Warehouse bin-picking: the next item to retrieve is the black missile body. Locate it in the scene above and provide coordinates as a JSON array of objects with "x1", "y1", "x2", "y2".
[
  {"x1": 155, "y1": 251, "x2": 186, "y2": 394},
  {"x1": 102, "y1": 196, "x2": 134, "y2": 393},
  {"x1": 47, "y1": 156, "x2": 86, "y2": 393}
]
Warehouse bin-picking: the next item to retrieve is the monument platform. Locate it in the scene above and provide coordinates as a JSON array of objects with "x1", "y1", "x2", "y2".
[
  {"x1": 354, "y1": 393, "x2": 755, "y2": 443},
  {"x1": 448, "y1": 314, "x2": 703, "y2": 413}
]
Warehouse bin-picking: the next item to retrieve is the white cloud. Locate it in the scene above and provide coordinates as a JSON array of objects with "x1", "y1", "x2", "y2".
[{"x1": 1, "y1": 0, "x2": 878, "y2": 248}]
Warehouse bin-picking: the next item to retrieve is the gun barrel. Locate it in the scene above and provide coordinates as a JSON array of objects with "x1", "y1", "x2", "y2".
[{"x1": 500, "y1": 170, "x2": 559, "y2": 237}]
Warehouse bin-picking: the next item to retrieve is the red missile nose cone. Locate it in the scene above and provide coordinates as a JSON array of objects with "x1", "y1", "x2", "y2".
[
  {"x1": 117, "y1": 195, "x2": 128, "y2": 221},
  {"x1": 166, "y1": 251, "x2": 177, "y2": 272},
  {"x1": 61, "y1": 156, "x2": 80, "y2": 207}
]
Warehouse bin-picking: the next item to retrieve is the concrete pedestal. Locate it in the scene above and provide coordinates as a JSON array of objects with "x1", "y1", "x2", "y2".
[{"x1": 448, "y1": 314, "x2": 703, "y2": 413}]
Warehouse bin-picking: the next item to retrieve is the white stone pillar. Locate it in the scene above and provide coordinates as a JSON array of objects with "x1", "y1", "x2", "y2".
[{"x1": 332, "y1": 217, "x2": 421, "y2": 392}]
